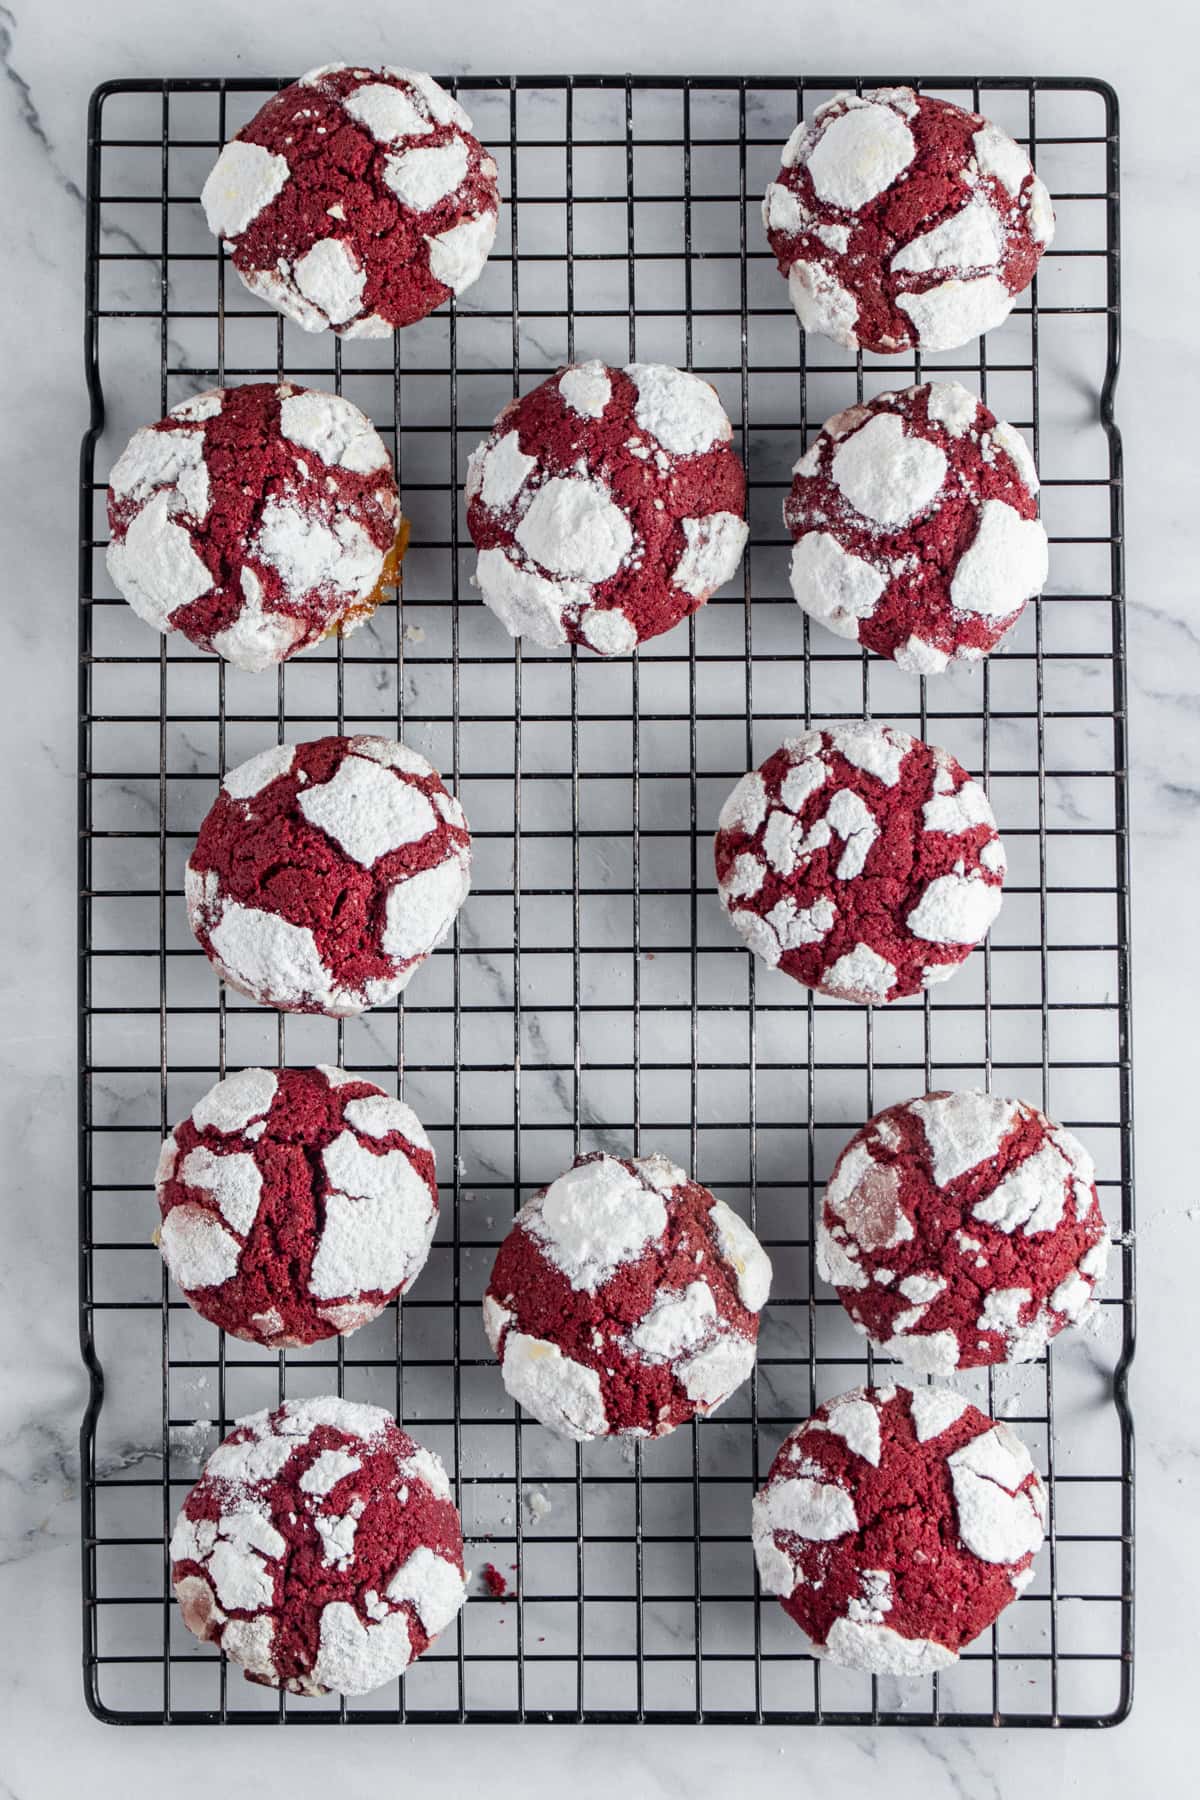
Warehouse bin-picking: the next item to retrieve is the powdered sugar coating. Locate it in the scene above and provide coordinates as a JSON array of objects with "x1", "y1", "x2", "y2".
[
  {"x1": 187, "y1": 734, "x2": 470, "y2": 1015},
  {"x1": 201, "y1": 139, "x2": 291, "y2": 238},
  {"x1": 514, "y1": 476, "x2": 633, "y2": 580},
  {"x1": 714, "y1": 726, "x2": 1005, "y2": 1003},
  {"x1": 807, "y1": 102, "x2": 916, "y2": 210},
  {"x1": 385, "y1": 138, "x2": 470, "y2": 210},
  {"x1": 171, "y1": 1399, "x2": 466, "y2": 1695},
  {"x1": 817, "y1": 1091, "x2": 1109, "y2": 1369},
  {"x1": 296, "y1": 754, "x2": 438, "y2": 866},
  {"x1": 785, "y1": 382, "x2": 1046, "y2": 670},
  {"x1": 559, "y1": 362, "x2": 612, "y2": 418},
  {"x1": 763, "y1": 89, "x2": 1054, "y2": 353},
  {"x1": 160, "y1": 1206, "x2": 241, "y2": 1290},
  {"x1": 157, "y1": 1065, "x2": 438, "y2": 1346},
  {"x1": 948, "y1": 1422, "x2": 1048, "y2": 1562},
  {"x1": 524, "y1": 1156, "x2": 667, "y2": 1292},
  {"x1": 192, "y1": 1065, "x2": 278, "y2": 1134},
  {"x1": 950, "y1": 497, "x2": 1049, "y2": 620},
  {"x1": 484, "y1": 1152, "x2": 771, "y2": 1440},
  {"x1": 467, "y1": 360, "x2": 747, "y2": 655},
  {"x1": 708, "y1": 1199, "x2": 773, "y2": 1312},
  {"x1": 343, "y1": 81, "x2": 432, "y2": 142},
  {"x1": 424, "y1": 211, "x2": 499, "y2": 293},
  {"x1": 106, "y1": 384, "x2": 403, "y2": 671},
  {"x1": 202, "y1": 65, "x2": 499, "y2": 335},
  {"x1": 831, "y1": 411, "x2": 948, "y2": 526},
  {"x1": 753, "y1": 1384, "x2": 1045, "y2": 1673},
  {"x1": 498, "y1": 1331, "x2": 608, "y2": 1440},
  {"x1": 626, "y1": 362, "x2": 733, "y2": 456}
]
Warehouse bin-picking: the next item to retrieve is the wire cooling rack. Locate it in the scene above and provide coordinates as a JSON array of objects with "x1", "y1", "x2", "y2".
[{"x1": 78, "y1": 74, "x2": 1134, "y2": 1727}]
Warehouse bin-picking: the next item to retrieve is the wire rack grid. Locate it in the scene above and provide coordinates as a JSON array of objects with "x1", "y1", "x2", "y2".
[{"x1": 78, "y1": 73, "x2": 1134, "y2": 1728}]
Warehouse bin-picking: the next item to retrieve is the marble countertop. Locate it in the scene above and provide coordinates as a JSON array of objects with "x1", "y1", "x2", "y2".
[{"x1": 2, "y1": 0, "x2": 1196, "y2": 1791}]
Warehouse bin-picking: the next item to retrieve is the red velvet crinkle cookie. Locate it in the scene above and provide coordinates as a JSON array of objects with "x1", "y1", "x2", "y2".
[
  {"x1": 763, "y1": 88, "x2": 1053, "y2": 353},
  {"x1": 106, "y1": 383, "x2": 405, "y2": 672},
  {"x1": 483, "y1": 1151, "x2": 772, "y2": 1440},
  {"x1": 171, "y1": 1397, "x2": 467, "y2": 1696},
  {"x1": 714, "y1": 724, "x2": 1005, "y2": 1003},
  {"x1": 786, "y1": 382, "x2": 1048, "y2": 673},
  {"x1": 466, "y1": 360, "x2": 748, "y2": 655},
  {"x1": 753, "y1": 1384, "x2": 1046, "y2": 1675},
  {"x1": 201, "y1": 65, "x2": 499, "y2": 335},
  {"x1": 817, "y1": 1091, "x2": 1109, "y2": 1373},
  {"x1": 186, "y1": 735, "x2": 470, "y2": 1016},
  {"x1": 156, "y1": 1065, "x2": 438, "y2": 1347}
]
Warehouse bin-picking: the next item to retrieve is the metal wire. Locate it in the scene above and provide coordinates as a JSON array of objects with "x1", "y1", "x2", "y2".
[{"x1": 78, "y1": 73, "x2": 1134, "y2": 1727}]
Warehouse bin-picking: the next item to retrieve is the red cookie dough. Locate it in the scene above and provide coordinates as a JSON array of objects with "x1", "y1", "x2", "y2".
[
  {"x1": 106, "y1": 383, "x2": 405, "y2": 672},
  {"x1": 202, "y1": 65, "x2": 500, "y2": 335},
  {"x1": 466, "y1": 360, "x2": 748, "y2": 655},
  {"x1": 186, "y1": 734, "x2": 471, "y2": 1016},
  {"x1": 785, "y1": 382, "x2": 1048, "y2": 673},
  {"x1": 171, "y1": 1397, "x2": 467, "y2": 1696},
  {"x1": 483, "y1": 1151, "x2": 772, "y2": 1440},
  {"x1": 753, "y1": 1384, "x2": 1046, "y2": 1674},
  {"x1": 714, "y1": 724, "x2": 1005, "y2": 1003},
  {"x1": 817, "y1": 1091, "x2": 1109, "y2": 1372},
  {"x1": 480, "y1": 1563, "x2": 509, "y2": 1598},
  {"x1": 156, "y1": 1065, "x2": 438, "y2": 1347},
  {"x1": 763, "y1": 88, "x2": 1054, "y2": 354}
]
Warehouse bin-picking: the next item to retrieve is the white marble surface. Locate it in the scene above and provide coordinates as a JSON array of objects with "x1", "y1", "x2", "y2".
[{"x1": 2, "y1": 0, "x2": 1197, "y2": 1790}]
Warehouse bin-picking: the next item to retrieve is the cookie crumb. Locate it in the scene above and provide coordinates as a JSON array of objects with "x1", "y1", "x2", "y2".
[{"x1": 525, "y1": 1488, "x2": 552, "y2": 1526}]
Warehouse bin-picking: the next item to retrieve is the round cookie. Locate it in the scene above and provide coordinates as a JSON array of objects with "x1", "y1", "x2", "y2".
[
  {"x1": 106, "y1": 384, "x2": 405, "y2": 672},
  {"x1": 156, "y1": 1065, "x2": 438, "y2": 1347},
  {"x1": 171, "y1": 1397, "x2": 467, "y2": 1696},
  {"x1": 817, "y1": 1091, "x2": 1109, "y2": 1372},
  {"x1": 466, "y1": 359, "x2": 748, "y2": 655},
  {"x1": 785, "y1": 382, "x2": 1048, "y2": 673},
  {"x1": 483, "y1": 1151, "x2": 771, "y2": 1440},
  {"x1": 714, "y1": 724, "x2": 1005, "y2": 1003},
  {"x1": 202, "y1": 64, "x2": 500, "y2": 336},
  {"x1": 186, "y1": 734, "x2": 470, "y2": 1016},
  {"x1": 753, "y1": 1384, "x2": 1046, "y2": 1675},
  {"x1": 763, "y1": 87, "x2": 1054, "y2": 353}
]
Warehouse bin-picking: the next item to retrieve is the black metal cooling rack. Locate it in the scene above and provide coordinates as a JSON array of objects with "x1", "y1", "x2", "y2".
[{"x1": 78, "y1": 73, "x2": 1134, "y2": 1728}]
